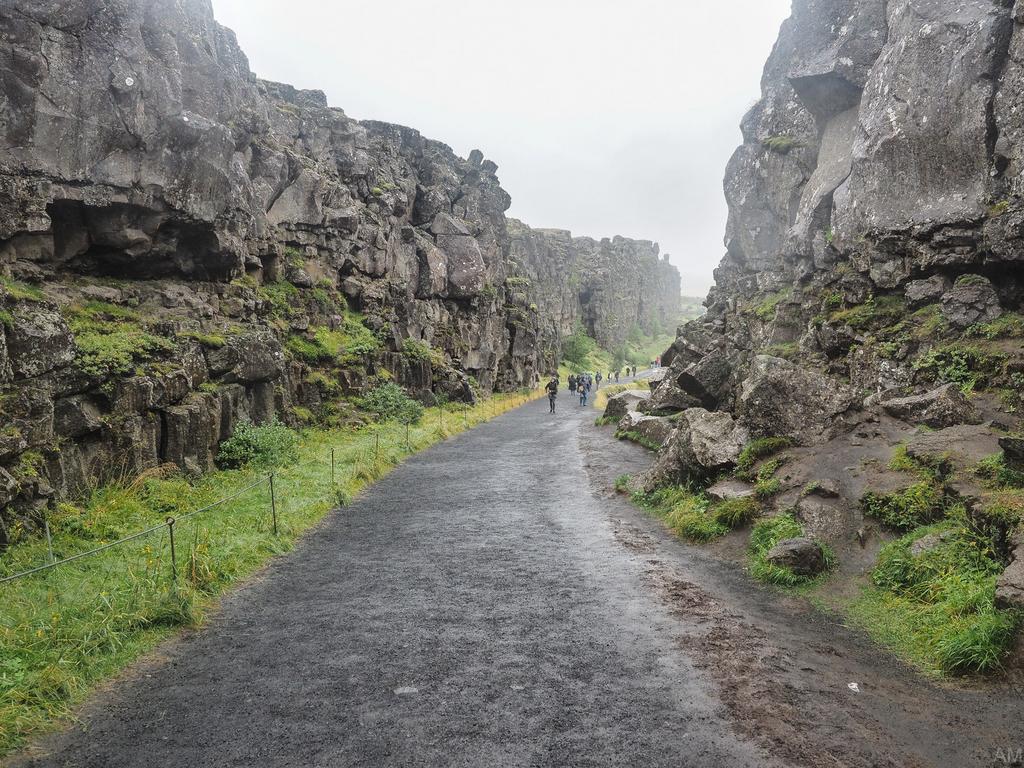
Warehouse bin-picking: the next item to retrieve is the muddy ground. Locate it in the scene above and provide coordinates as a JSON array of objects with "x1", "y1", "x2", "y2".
[{"x1": 11, "y1": 394, "x2": 1024, "y2": 767}]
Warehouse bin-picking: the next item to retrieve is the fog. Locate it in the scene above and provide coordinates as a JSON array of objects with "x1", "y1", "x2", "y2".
[{"x1": 211, "y1": 1, "x2": 792, "y2": 296}]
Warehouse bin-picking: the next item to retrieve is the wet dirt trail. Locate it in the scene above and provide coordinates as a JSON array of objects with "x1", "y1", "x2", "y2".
[{"x1": 14, "y1": 394, "x2": 1024, "y2": 768}]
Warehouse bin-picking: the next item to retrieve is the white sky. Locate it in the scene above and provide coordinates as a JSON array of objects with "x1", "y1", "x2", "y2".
[{"x1": 211, "y1": 0, "x2": 792, "y2": 295}]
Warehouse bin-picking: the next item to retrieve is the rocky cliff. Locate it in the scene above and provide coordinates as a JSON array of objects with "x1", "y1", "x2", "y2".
[
  {"x1": 638, "y1": 1, "x2": 1024, "y2": 628},
  {"x1": 0, "y1": 0, "x2": 679, "y2": 545}
]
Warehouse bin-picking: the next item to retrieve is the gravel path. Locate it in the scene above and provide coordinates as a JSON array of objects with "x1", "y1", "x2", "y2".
[{"x1": 15, "y1": 392, "x2": 1024, "y2": 767}]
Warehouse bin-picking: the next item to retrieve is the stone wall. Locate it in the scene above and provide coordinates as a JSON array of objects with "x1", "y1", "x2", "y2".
[{"x1": 0, "y1": 0, "x2": 680, "y2": 544}]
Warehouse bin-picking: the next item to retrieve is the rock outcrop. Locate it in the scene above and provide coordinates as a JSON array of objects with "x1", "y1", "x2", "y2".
[
  {"x1": 645, "y1": 0, "x2": 1024, "y2": 483},
  {"x1": 0, "y1": 0, "x2": 680, "y2": 544}
]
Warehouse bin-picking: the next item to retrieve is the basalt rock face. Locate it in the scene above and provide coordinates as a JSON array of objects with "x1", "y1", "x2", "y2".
[
  {"x1": 644, "y1": 0, "x2": 1024, "y2": 610},
  {"x1": 653, "y1": 0, "x2": 1024, "y2": 449},
  {"x1": 506, "y1": 221, "x2": 681, "y2": 373},
  {"x1": 0, "y1": 0, "x2": 679, "y2": 545}
]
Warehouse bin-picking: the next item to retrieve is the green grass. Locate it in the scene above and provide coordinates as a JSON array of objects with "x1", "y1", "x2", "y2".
[
  {"x1": 762, "y1": 135, "x2": 803, "y2": 154},
  {"x1": 912, "y1": 343, "x2": 1007, "y2": 393},
  {"x1": 848, "y1": 523, "x2": 1022, "y2": 675},
  {"x1": 751, "y1": 288, "x2": 791, "y2": 321},
  {"x1": 65, "y1": 304, "x2": 175, "y2": 378},
  {"x1": 735, "y1": 437, "x2": 793, "y2": 480},
  {"x1": 0, "y1": 277, "x2": 46, "y2": 302},
  {"x1": 633, "y1": 484, "x2": 762, "y2": 543},
  {"x1": 0, "y1": 390, "x2": 534, "y2": 756},
  {"x1": 861, "y1": 481, "x2": 946, "y2": 532}
]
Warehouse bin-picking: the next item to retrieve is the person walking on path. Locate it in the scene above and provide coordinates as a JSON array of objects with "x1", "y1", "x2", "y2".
[
  {"x1": 595, "y1": 371, "x2": 602, "y2": 389},
  {"x1": 545, "y1": 377, "x2": 558, "y2": 414},
  {"x1": 579, "y1": 381, "x2": 588, "y2": 407},
  {"x1": 614, "y1": 370, "x2": 620, "y2": 383},
  {"x1": 568, "y1": 374, "x2": 577, "y2": 398}
]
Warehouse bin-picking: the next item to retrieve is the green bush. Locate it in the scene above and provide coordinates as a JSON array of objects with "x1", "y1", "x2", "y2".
[
  {"x1": 829, "y1": 294, "x2": 906, "y2": 331},
  {"x1": 912, "y1": 344, "x2": 1007, "y2": 393},
  {"x1": 361, "y1": 382, "x2": 424, "y2": 424},
  {"x1": 712, "y1": 497, "x2": 760, "y2": 528},
  {"x1": 862, "y1": 481, "x2": 945, "y2": 532},
  {"x1": 216, "y1": 420, "x2": 299, "y2": 469},
  {"x1": 401, "y1": 339, "x2": 443, "y2": 366},
  {"x1": 562, "y1": 324, "x2": 596, "y2": 366}
]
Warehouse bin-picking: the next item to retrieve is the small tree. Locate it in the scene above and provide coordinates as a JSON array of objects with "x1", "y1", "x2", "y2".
[
  {"x1": 562, "y1": 324, "x2": 595, "y2": 366},
  {"x1": 361, "y1": 382, "x2": 424, "y2": 424}
]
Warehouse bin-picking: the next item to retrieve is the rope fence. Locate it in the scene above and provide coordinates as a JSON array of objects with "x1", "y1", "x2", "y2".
[{"x1": 0, "y1": 396, "x2": 533, "y2": 589}]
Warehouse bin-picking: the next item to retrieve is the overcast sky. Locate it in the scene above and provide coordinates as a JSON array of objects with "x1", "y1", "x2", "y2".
[{"x1": 211, "y1": 0, "x2": 792, "y2": 296}]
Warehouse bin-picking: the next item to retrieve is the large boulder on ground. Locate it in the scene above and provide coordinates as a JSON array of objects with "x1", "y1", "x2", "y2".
[
  {"x1": 634, "y1": 408, "x2": 749, "y2": 490},
  {"x1": 677, "y1": 352, "x2": 733, "y2": 409},
  {"x1": 602, "y1": 389, "x2": 649, "y2": 421},
  {"x1": 882, "y1": 384, "x2": 980, "y2": 429},
  {"x1": 737, "y1": 355, "x2": 860, "y2": 443},
  {"x1": 638, "y1": 383, "x2": 700, "y2": 416},
  {"x1": 766, "y1": 537, "x2": 827, "y2": 576},
  {"x1": 940, "y1": 275, "x2": 1002, "y2": 329},
  {"x1": 616, "y1": 411, "x2": 674, "y2": 448}
]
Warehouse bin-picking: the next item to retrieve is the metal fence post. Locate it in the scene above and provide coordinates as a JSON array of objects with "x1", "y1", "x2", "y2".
[
  {"x1": 331, "y1": 448, "x2": 335, "y2": 486},
  {"x1": 405, "y1": 422, "x2": 410, "y2": 451},
  {"x1": 166, "y1": 517, "x2": 177, "y2": 585},
  {"x1": 269, "y1": 474, "x2": 278, "y2": 535},
  {"x1": 44, "y1": 519, "x2": 55, "y2": 565},
  {"x1": 375, "y1": 431, "x2": 380, "y2": 462}
]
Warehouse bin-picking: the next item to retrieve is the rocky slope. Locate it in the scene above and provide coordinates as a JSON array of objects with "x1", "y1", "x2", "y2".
[
  {"x1": 631, "y1": 0, "x2": 1024, "y2": 653},
  {"x1": 0, "y1": 0, "x2": 679, "y2": 546}
]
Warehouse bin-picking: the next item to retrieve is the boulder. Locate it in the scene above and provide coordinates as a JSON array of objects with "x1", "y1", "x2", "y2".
[
  {"x1": 638, "y1": 383, "x2": 701, "y2": 416},
  {"x1": 940, "y1": 276, "x2": 1002, "y2": 329},
  {"x1": 737, "y1": 355, "x2": 860, "y2": 443},
  {"x1": 616, "y1": 411, "x2": 673, "y2": 448},
  {"x1": 634, "y1": 408, "x2": 749, "y2": 490},
  {"x1": 706, "y1": 478, "x2": 756, "y2": 502},
  {"x1": 676, "y1": 352, "x2": 733, "y2": 409},
  {"x1": 765, "y1": 537, "x2": 827, "y2": 576},
  {"x1": 602, "y1": 389, "x2": 649, "y2": 421},
  {"x1": 882, "y1": 384, "x2": 980, "y2": 429}
]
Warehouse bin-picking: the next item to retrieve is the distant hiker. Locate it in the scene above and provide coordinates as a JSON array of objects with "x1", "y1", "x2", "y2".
[
  {"x1": 545, "y1": 377, "x2": 558, "y2": 414},
  {"x1": 579, "y1": 382, "x2": 588, "y2": 406},
  {"x1": 568, "y1": 374, "x2": 577, "y2": 396},
  {"x1": 614, "y1": 370, "x2": 620, "y2": 383},
  {"x1": 595, "y1": 371, "x2": 602, "y2": 389}
]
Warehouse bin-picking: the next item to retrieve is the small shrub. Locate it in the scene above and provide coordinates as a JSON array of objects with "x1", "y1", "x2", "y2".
[
  {"x1": 830, "y1": 295, "x2": 906, "y2": 332},
  {"x1": 712, "y1": 497, "x2": 760, "y2": 528},
  {"x1": 216, "y1": 420, "x2": 299, "y2": 469},
  {"x1": 975, "y1": 453, "x2": 1024, "y2": 489},
  {"x1": 402, "y1": 339, "x2": 443, "y2": 366},
  {"x1": 361, "y1": 382, "x2": 424, "y2": 424},
  {"x1": 614, "y1": 474, "x2": 630, "y2": 493},
  {"x1": 912, "y1": 344, "x2": 1006, "y2": 393},
  {"x1": 762, "y1": 135, "x2": 803, "y2": 154}
]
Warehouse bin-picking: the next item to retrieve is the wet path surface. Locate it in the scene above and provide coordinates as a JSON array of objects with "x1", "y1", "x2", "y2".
[{"x1": 16, "y1": 393, "x2": 1024, "y2": 767}]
